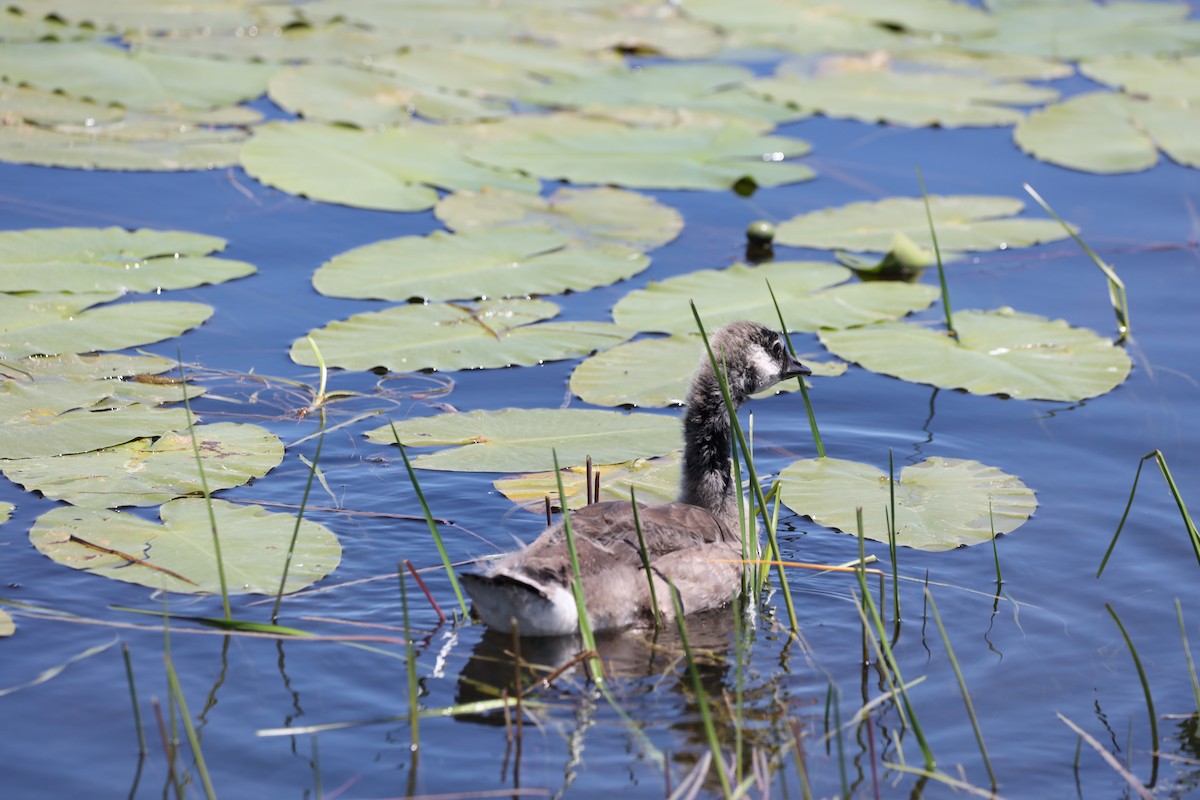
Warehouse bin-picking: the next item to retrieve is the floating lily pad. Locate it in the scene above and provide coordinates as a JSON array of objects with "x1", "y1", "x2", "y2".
[
  {"x1": 776, "y1": 195, "x2": 1071, "y2": 252},
  {"x1": 292, "y1": 298, "x2": 629, "y2": 373},
  {"x1": 466, "y1": 121, "x2": 814, "y2": 191},
  {"x1": 0, "y1": 41, "x2": 273, "y2": 111},
  {"x1": 1014, "y1": 91, "x2": 1200, "y2": 174},
  {"x1": 29, "y1": 498, "x2": 342, "y2": 594},
  {"x1": 894, "y1": 49, "x2": 1073, "y2": 81},
  {"x1": 131, "y1": 20, "x2": 391, "y2": 64},
  {"x1": 0, "y1": 83, "x2": 124, "y2": 126},
  {"x1": 0, "y1": 501, "x2": 12, "y2": 524},
  {"x1": 0, "y1": 292, "x2": 213, "y2": 359},
  {"x1": 5, "y1": 0, "x2": 282, "y2": 36},
  {"x1": 1080, "y1": 54, "x2": 1200, "y2": 102},
  {"x1": 818, "y1": 308, "x2": 1132, "y2": 401},
  {"x1": 749, "y1": 70, "x2": 1056, "y2": 127},
  {"x1": 522, "y1": 63, "x2": 803, "y2": 129},
  {"x1": 0, "y1": 111, "x2": 252, "y2": 171},
  {"x1": 495, "y1": 453, "x2": 683, "y2": 513},
  {"x1": 366, "y1": 407, "x2": 682, "y2": 472},
  {"x1": 778, "y1": 456, "x2": 1037, "y2": 551},
  {"x1": 569, "y1": 335, "x2": 846, "y2": 408},
  {"x1": 682, "y1": 0, "x2": 904, "y2": 54},
  {"x1": 611, "y1": 261, "x2": 938, "y2": 336},
  {"x1": 311, "y1": 226, "x2": 649, "y2": 302},
  {"x1": 0, "y1": 379, "x2": 195, "y2": 459},
  {"x1": 0, "y1": 423, "x2": 283, "y2": 508},
  {"x1": 0, "y1": 607, "x2": 12, "y2": 637},
  {"x1": 0, "y1": 352, "x2": 177, "y2": 381},
  {"x1": 240, "y1": 121, "x2": 540, "y2": 212},
  {"x1": 963, "y1": 1, "x2": 1200, "y2": 60},
  {"x1": 435, "y1": 186, "x2": 683, "y2": 251},
  {"x1": 524, "y1": 5, "x2": 723, "y2": 59},
  {"x1": 268, "y1": 63, "x2": 510, "y2": 127},
  {"x1": 0, "y1": 227, "x2": 254, "y2": 293}
]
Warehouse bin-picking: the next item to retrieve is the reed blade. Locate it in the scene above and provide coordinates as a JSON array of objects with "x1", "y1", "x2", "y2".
[
  {"x1": 766, "y1": 278, "x2": 824, "y2": 458},
  {"x1": 916, "y1": 167, "x2": 955, "y2": 340}
]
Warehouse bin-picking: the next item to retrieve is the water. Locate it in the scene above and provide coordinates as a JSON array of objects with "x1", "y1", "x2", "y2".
[{"x1": 2, "y1": 68, "x2": 1200, "y2": 800}]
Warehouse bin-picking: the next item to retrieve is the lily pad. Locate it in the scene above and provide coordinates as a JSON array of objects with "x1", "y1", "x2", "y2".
[
  {"x1": 0, "y1": 501, "x2": 12, "y2": 524},
  {"x1": 495, "y1": 453, "x2": 683, "y2": 513},
  {"x1": 5, "y1": 0, "x2": 282, "y2": 36},
  {"x1": 29, "y1": 498, "x2": 342, "y2": 594},
  {"x1": 0, "y1": 111, "x2": 252, "y2": 171},
  {"x1": 0, "y1": 607, "x2": 12, "y2": 637},
  {"x1": 0, "y1": 379, "x2": 195, "y2": 459},
  {"x1": 521, "y1": 63, "x2": 804, "y2": 129},
  {"x1": 268, "y1": 63, "x2": 510, "y2": 127},
  {"x1": 569, "y1": 335, "x2": 845, "y2": 408},
  {"x1": 311, "y1": 226, "x2": 649, "y2": 302},
  {"x1": 776, "y1": 195, "x2": 1071, "y2": 252},
  {"x1": 681, "y1": 0, "x2": 905, "y2": 54},
  {"x1": 292, "y1": 298, "x2": 629, "y2": 373},
  {"x1": 0, "y1": 292, "x2": 213, "y2": 359},
  {"x1": 434, "y1": 186, "x2": 683, "y2": 251},
  {"x1": 466, "y1": 121, "x2": 814, "y2": 191},
  {"x1": 365, "y1": 407, "x2": 682, "y2": 472},
  {"x1": 0, "y1": 423, "x2": 284, "y2": 508},
  {"x1": 0, "y1": 83, "x2": 124, "y2": 126},
  {"x1": 818, "y1": 308, "x2": 1132, "y2": 401},
  {"x1": 1014, "y1": 91, "x2": 1200, "y2": 174},
  {"x1": 0, "y1": 352, "x2": 177, "y2": 381},
  {"x1": 893, "y1": 49, "x2": 1073, "y2": 82},
  {"x1": 963, "y1": 1, "x2": 1200, "y2": 60},
  {"x1": 778, "y1": 456, "x2": 1037, "y2": 551},
  {"x1": 0, "y1": 227, "x2": 254, "y2": 293},
  {"x1": 131, "y1": 20, "x2": 392, "y2": 64},
  {"x1": 524, "y1": 5, "x2": 723, "y2": 59},
  {"x1": 611, "y1": 261, "x2": 938, "y2": 336},
  {"x1": 1080, "y1": 54, "x2": 1200, "y2": 102},
  {"x1": 239, "y1": 121, "x2": 540, "y2": 212},
  {"x1": 748, "y1": 70, "x2": 1056, "y2": 127},
  {"x1": 0, "y1": 41, "x2": 274, "y2": 111}
]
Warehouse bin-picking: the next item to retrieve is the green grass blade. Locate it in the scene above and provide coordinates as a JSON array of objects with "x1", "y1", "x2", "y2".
[
  {"x1": 122, "y1": 643, "x2": 148, "y2": 756},
  {"x1": 628, "y1": 487, "x2": 661, "y2": 630},
  {"x1": 690, "y1": 302, "x2": 799, "y2": 636},
  {"x1": 924, "y1": 588, "x2": 997, "y2": 789},
  {"x1": 178, "y1": 355, "x2": 230, "y2": 620},
  {"x1": 1024, "y1": 183, "x2": 1130, "y2": 343},
  {"x1": 389, "y1": 423, "x2": 468, "y2": 617},
  {"x1": 272, "y1": 408, "x2": 327, "y2": 623},
  {"x1": 888, "y1": 450, "x2": 900, "y2": 623},
  {"x1": 552, "y1": 448, "x2": 603, "y2": 684},
  {"x1": 916, "y1": 167, "x2": 955, "y2": 340},
  {"x1": 398, "y1": 566, "x2": 420, "y2": 753},
  {"x1": 669, "y1": 581, "x2": 732, "y2": 797},
  {"x1": 1099, "y1": 450, "x2": 1200, "y2": 577},
  {"x1": 1057, "y1": 713, "x2": 1154, "y2": 800},
  {"x1": 1175, "y1": 599, "x2": 1200, "y2": 716},
  {"x1": 766, "y1": 278, "x2": 824, "y2": 458},
  {"x1": 164, "y1": 654, "x2": 216, "y2": 800},
  {"x1": 1107, "y1": 603, "x2": 1159, "y2": 786}
]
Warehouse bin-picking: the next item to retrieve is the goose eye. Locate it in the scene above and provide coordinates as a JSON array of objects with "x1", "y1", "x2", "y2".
[{"x1": 772, "y1": 340, "x2": 785, "y2": 357}]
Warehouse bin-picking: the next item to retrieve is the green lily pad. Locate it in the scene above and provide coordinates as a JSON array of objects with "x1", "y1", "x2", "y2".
[
  {"x1": 749, "y1": 69, "x2": 1056, "y2": 127},
  {"x1": 963, "y1": 1, "x2": 1200, "y2": 60},
  {"x1": 0, "y1": 111, "x2": 252, "y2": 171},
  {"x1": 0, "y1": 501, "x2": 12, "y2": 524},
  {"x1": 435, "y1": 186, "x2": 683, "y2": 251},
  {"x1": 0, "y1": 292, "x2": 213, "y2": 359},
  {"x1": 0, "y1": 352, "x2": 177, "y2": 381},
  {"x1": 0, "y1": 423, "x2": 283, "y2": 508},
  {"x1": 292, "y1": 298, "x2": 629, "y2": 373},
  {"x1": 131, "y1": 20, "x2": 392, "y2": 64},
  {"x1": 776, "y1": 195, "x2": 1071, "y2": 252},
  {"x1": 0, "y1": 227, "x2": 254, "y2": 293},
  {"x1": 0, "y1": 41, "x2": 273, "y2": 111},
  {"x1": 1080, "y1": 54, "x2": 1200, "y2": 102},
  {"x1": 0, "y1": 607, "x2": 12, "y2": 637},
  {"x1": 494, "y1": 453, "x2": 683, "y2": 513},
  {"x1": 1014, "y1": 91, "x2": 1200, "y2": 174},
  {"x1": 524, "y1": 5, "x2": 723, "y2": 59},
  {"x1": 311, "y1": 226, "x2": 649, "y2": 302},
  {"x1": 6, "y1": 0, "x2": 282, "y2": 36},
  {"x1": 569, "y1": 335, "x2": 845, "y2": 408},
  {"x1": 0, "y1": 83, "x2": 124, "y2": 126},
  {"x1": 29, "y1": 498, "x2": 342, "y2": 594},
  {"x1": 268, "y1": 63, "x2": 510, "y2": 127},
  {"x1": 239, "y1": 121, "x2": 540, "y2": 212},
  {"x1": 365, "y1": 40, "x2": 623, "y2": 98},
  {"x1": 818, "y1": 308, "x2": 1132, "y2": 401},
  {"x1": 521, "y1": 63, "x2": 803, "y2": 129},
  {"x1": 366, "y1": 408, "x2": 682, "y2": 472},
  {"x1": 681, "y1": 0, "x2": 905, "y2": 54},
  {"x1": 894, "y1": 49, "x2": 1073, "y2": 82},
  {"x1": 466, "y1": 121, "x2": 814, "y2": 191},
  {"x1": 0, "y1": 379, "x2": 195, "y2": 458},
  {"x1": 778, "y1": 456, "x2": 1037, "y2": 551},
  {"x1": 611, "y1": 261, "x2": 938, "y2": 336}
]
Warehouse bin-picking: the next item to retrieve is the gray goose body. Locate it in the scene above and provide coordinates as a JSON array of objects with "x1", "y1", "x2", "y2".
[{"x1": 461, "y1": 321, "x2": 809, "y2": 637}]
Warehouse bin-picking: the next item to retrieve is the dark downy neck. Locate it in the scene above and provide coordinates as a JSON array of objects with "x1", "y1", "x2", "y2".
[{"x1": 678, "y1": 362, "x2": 745, "y2": 527}]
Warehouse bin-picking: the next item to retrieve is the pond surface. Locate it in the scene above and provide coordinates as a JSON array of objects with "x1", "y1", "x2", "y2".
[{"x1": 2, "y1": 7, "x2": 1200, "y2": 800}]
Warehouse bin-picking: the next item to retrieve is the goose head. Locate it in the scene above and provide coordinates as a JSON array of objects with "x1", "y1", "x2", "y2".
[{"x1": 706, "y1": 321, "x2": 811, "y2": 402}]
